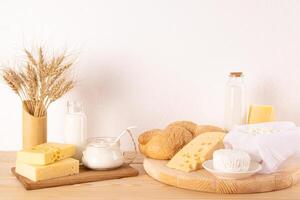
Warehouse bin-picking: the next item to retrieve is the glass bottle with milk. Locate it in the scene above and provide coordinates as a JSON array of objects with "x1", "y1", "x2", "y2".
[
  {"x1": 224, "y1": 72, "x2": 247, "y2": 131},
  {"x1": 64, "y1": 101, "x2": 87, "y2": 160}
]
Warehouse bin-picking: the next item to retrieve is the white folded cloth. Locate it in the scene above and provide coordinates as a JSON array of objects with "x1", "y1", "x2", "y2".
[{"x1": 223, "y1": 122, "x2": 300, "y2": 173}]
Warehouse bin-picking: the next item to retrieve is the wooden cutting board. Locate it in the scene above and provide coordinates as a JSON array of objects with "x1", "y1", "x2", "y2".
[
  {"x1": 12, "y1": 164, "x2": 139, "y2": 190},
  {"x1": 143, "y1": 158, "x2": 300, "y2": 194}
]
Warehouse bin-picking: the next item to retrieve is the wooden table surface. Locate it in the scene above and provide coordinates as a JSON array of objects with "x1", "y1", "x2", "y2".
[{"x1": 1, "y1": 151, "x2": 300, "y2": 200}]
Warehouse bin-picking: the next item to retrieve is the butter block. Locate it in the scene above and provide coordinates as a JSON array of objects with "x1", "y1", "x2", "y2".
[
  {"x1": 17, "y1": 143, "x2": 76, "y2": 165},
  {"x1": 167, "y1": 132, "x2": 225, "y2": 172},
  {"x1": 248, "y1": 105, "x2": 275, "y2": 124},
  {"x1": 16, "y1": 158, "x2": 79, "y2": 182}
]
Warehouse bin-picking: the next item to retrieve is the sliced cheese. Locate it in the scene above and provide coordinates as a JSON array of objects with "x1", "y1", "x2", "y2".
[
  {"x1": 17, "y1": 143, "x2": 76, "y2": 165},
  {"x1": 248, "y1": 105, "x2": 275, "y2": 124},
  {"x1": 16, "y1": 158, "x2": 79, "y2": 182},
  {"x1": 166, "y1": 132, "x2": 225, "y2": 172}
]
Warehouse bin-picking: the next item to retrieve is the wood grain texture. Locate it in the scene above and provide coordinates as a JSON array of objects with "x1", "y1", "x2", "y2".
[
  {"x1": 11, "y1": 165, "x2": 139, "y2": 190},
  {"x1": 2, "y1": 151, "x2": 300, "y2": 200},
  {"x1": 143, "y1": 158, "x2": 300, "y2": 194}
]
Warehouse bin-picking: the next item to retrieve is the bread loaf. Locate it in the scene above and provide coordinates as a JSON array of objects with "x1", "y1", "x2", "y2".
[
  {"x1": 138, "y1": 121, "x2": 225, "y2": 160},
  {"x1": 139, "y1": 126, "x2": 192, "y2": 160}
]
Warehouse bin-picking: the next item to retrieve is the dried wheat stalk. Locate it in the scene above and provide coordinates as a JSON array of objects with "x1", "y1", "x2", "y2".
[{"x1": 1, "y1": 47, "x2": 75, "y2": 117}]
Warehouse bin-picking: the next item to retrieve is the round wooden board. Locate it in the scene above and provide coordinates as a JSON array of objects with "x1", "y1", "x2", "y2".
[{"x1": 143, "y1": 158, "x2": 300, "y2": 194}]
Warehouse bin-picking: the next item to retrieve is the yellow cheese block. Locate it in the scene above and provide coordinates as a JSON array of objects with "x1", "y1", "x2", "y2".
[
  {"x1": 17, "y1": 143, "x2": 76, "y2": 165},
  {"x1": 167, "y1": 132, "x2": 225, "y2": 172},
  {"x1": 248, "y1": 105, "x2": 275, "y2": 124},
  {"x1": 16, "y1": 158, "x2": 79, "y2": 182}
]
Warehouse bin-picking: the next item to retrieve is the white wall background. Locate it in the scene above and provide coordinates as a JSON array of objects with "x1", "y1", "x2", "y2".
[{"x1": 1, "y1": 0, "x2": 300, "y2": 150}]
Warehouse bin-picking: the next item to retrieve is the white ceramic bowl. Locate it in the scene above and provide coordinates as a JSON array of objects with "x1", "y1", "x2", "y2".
[{"x1": 202, "y1": 160, "x2": 262, "y2": 180}]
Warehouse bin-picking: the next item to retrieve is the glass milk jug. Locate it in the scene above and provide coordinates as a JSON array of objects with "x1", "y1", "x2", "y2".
[
  {"x1": 82, "y1": 126, "x2": 137, "y2": 170},
  {"x1": 82, "y1": 137, "x2": 124, "y2": 170},
  {"x1": 64, "y1": 101, "x2": 87, "y2": 160},
  {"x1": 224, "y1": 72, "x2": 247, "y2": 131}
]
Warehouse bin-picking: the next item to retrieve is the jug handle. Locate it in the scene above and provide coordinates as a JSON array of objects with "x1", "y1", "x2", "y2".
[{"x1": 121, "y1": 127, "x2": 138, "y2": 165}]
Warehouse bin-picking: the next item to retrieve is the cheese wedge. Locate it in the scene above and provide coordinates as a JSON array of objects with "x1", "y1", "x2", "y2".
[
  {"x1": 17, "y1": 143, "x2": 76, "y2": 165},
  {"x1": 16, "y1": 158, "x2": 79, "y2": 182},
  {"x1": 248, "y1": 105, "x2": 275, "y2": 124},
  {"x1": 167, "y1": 132, "x2": 225, "y2": 172}
]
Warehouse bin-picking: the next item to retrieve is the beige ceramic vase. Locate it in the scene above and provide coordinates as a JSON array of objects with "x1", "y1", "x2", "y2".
[{"x1": 22, "y1": 102, "x2": 47, "y2": 149}]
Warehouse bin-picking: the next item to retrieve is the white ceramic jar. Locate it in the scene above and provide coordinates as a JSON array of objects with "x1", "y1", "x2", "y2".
[{"x1": 82, "y1": 137, "x2": 124, "y2": 170}]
